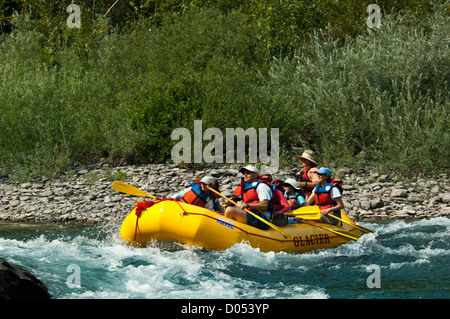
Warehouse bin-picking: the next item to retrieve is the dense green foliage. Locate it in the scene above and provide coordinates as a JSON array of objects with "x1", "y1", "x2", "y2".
[{"x1": 0, "y1": 1, "x2": 448, "y2": 180}]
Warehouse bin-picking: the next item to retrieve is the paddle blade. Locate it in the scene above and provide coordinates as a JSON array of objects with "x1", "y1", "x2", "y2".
[
  {"x1": 113, "y1": 181, "x2": 157, "y2": 199},
  {"x1": 287, "y1": 205, "x2": 322, "y2": 220},
  {"x1": 297, "y1": 219, "x2": 361, "y2": 241}
]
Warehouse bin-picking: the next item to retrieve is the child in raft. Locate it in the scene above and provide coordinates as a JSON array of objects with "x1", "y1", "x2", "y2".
[{"x1": 306, "y1": 167, "x2": 344, "y2": 225}]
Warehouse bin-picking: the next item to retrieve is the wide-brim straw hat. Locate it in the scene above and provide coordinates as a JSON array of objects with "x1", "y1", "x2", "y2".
[{"x1": 294, "y1": 150, "x2": 318, "y2": 165}]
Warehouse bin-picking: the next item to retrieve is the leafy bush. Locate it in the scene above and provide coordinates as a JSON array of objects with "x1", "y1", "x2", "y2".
[
  {"x1": 0, "y1": 4, "x2": 448, "y2": 180},
  {"x1": 0, "y1": 14, "x2": 143, "y2": 180},
  {"x1": 264, "y1": 7, "x2": 449, "y2": 175}
]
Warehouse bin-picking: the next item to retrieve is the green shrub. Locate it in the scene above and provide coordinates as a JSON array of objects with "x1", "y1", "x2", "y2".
[
  {"x1": 0, "y1": 4, "x2": 448, "y2": 180},
  {"x1": 264, "y1": 7, "x2": 449, "y2": 175}
]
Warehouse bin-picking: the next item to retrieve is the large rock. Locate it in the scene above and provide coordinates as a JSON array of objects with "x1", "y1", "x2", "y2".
[
  {"x1": 0, "y1": 258, "x2": 51, "y2": 299},
  {"x1": 370, "y1": 197, "x2": 384, "y2": 209},
  {"x1": 390, "y1": 188, "x2": 409, "y2": 198},
  {"x1": 439, "y1": 192, "x2": 450, "y2": 204},
  {"x1": 360, "y1": 200, "x2": 372, "y2": 210}
]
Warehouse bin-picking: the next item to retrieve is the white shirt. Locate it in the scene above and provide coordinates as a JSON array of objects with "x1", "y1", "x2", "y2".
[{"x1": 255, "y1": 182, "x2": 273, "y2": 201}]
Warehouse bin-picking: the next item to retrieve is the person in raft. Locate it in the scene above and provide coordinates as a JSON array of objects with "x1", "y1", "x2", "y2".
[
  {"x1": 294, "y1": 150, "x2": 320, "y2": 198},
  {"x1": 283, "y1": 178, "x2": 307, "y2": 210},
  {"x1": 224, "y1": 165, "x2": 273, "y2": 230},
  {"x1": 260, "y1": 173, "x2": 290, "y2": 226},
  {"x1": 171, "y1": 176, "x2": 225, "y2": 213},
  {"x1": 306, "y1": 167, "x2": 344, "y2": 225}
]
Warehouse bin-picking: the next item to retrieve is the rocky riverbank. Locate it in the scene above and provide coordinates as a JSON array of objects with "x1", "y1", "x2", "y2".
[{"x1": 0, "y1": 163, "x2": 449, "y2": 224}]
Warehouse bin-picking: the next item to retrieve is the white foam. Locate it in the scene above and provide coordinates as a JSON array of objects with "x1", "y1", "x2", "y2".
[{"x1": 1, "y1": 217, "x2": 448, "y2": 299}]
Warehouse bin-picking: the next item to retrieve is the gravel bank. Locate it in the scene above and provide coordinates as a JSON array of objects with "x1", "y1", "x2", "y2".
[{"x1": 1, "y1": 163, "x2": 448, "y2": 224}]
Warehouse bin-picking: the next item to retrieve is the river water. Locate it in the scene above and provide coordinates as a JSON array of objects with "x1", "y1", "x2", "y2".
[{"x1": 0, "y1": 217, "x2": 449, "y2": 299}]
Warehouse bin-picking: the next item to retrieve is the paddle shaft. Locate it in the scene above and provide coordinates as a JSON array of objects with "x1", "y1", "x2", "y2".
[
  {"x1": 295, "y1": 218, "x2": 360, "y2": 241},
  {"x1": 285, "y1": 212, "x2": 320, "y2": 220},
  {"x1": 289, "y1": 206, "x2": 372, "y2": 235},
  {"x1": 206, "y1": 186, "x2": 291, "y2": 239},
  {"x1": 328, "y1": 213, "x2": 374, "y2": 233}
]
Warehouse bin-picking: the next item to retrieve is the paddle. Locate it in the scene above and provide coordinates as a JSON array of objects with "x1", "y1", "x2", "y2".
[
  {"x1": 206, "y1": 186, "x2": 292, "y2": 239},
  {"x1": 327, "y1": 213, "x2": 374, "y2": 233},
  {"x1": 295, "y1": 218, "x2": 361, "y2": 241},
  {"x1": 285, "y1": 205, "x2": 322, "y2": 220},
  {"x1": 112, "y1": 181, "x2": 161, "y2": 200}
]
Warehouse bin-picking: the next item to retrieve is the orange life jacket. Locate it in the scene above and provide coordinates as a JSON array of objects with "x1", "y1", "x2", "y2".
[{"x1": 180, "y1": 182, "x2": 210, "y2": 207}]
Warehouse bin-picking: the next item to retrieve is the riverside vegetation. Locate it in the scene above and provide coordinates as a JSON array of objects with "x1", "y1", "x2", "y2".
[{"x1": 0, "y1": 1, "x2": 448, "y2": 181}]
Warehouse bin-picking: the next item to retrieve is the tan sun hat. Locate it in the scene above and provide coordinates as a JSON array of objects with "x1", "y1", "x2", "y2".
[{"x1": 294, "y1": 150, "x2": 318, "y2": 165}]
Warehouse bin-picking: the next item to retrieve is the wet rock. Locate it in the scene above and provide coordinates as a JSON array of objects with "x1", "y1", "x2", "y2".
[{"x1": 0, "y1": 258, "x2": 50, "y2": 299}]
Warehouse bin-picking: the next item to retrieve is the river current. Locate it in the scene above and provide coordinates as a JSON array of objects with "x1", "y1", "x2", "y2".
[{"x1": 0, "y1": 217, "x2": 449, "y2": 299}]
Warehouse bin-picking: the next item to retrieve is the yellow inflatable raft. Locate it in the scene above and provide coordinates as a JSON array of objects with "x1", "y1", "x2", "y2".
[{"x1": 120, "y1": 200, "x2": 361, "y2": 253}]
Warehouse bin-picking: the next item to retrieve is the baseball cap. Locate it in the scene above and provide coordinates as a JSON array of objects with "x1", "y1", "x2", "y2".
[
  {"x1": 200, "y1": 176, "x2": 215, "y2": 185},
  {"x1": 239, "y1": 165, "x2": 260, "y2": 175},
  {"x1": 315, "y1": 167, "x2": 332, "y2": 177}
]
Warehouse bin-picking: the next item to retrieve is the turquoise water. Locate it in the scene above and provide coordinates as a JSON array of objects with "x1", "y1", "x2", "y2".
[{"x1": 0, "y1": 218, "x2": 449, "y2": 299}]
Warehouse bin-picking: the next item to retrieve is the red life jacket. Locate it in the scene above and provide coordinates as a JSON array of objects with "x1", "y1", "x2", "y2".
[
  {"x1": 260, "y1": 181, "x2": 288, "y2": 212},
  {"x1": 273, "y1": 188, "x2": 290, "y2": 213},
  {"x1": 331, "y1": 179, "x2": 343, "y2": 194},
  {"x1": 233, "y1": 181, "x2": 261, "y2": 205},
  {"x1": 296, "y1": 168, "x2": 314, "y2": 192},
  {"x1": 313, "y1": 183, "x2": 338, "y2": 210},
  {"x1": 243, "y1": 182, "x2": 260, "y2": 205},
  {"x1": 257, "y1": 177, "x2": 287, "y2": 212},
  {"x1": 233, "y1": 181, "x2": 273, "y2": 212},
  {"x1": 180, "y1": 182, "x2": 210, "y2": 207}
]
